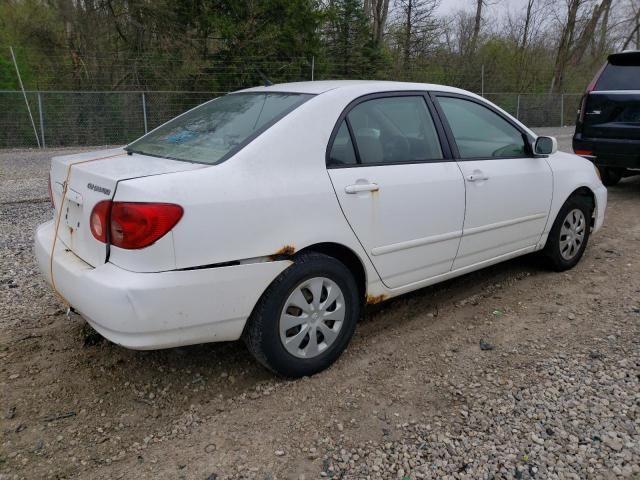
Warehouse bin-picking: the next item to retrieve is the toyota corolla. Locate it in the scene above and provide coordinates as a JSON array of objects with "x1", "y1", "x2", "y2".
[{"x1": 35, "y1": 81, "x2": 607, "y2": 377}]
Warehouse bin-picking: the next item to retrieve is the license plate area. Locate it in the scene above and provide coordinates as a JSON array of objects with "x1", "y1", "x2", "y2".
[{"x1": 63, "y1": 189, "x2": 84, "y2": 247}]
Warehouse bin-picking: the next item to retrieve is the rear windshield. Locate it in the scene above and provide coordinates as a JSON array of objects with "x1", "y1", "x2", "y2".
[
  {"x1": 126, "y1": 92, "x2": 312, "y2": 164},
  {"x1": 597, "y1": 64, "x2": 640, "y2": 91}
]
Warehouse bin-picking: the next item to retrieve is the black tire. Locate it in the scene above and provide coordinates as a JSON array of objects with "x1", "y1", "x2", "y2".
[
  {"x1": 598, "y1": 167, "x2": 621, "y2": 186},
  {"x1": 543, "y1": 195, "x2": 593, "y2": 271},
  {"x1": 243, "y1": 252, "x2": 361, "y2": 378}
]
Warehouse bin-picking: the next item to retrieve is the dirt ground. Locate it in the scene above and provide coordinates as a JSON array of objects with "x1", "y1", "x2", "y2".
[{"x1": 1, "y1": 130, "x2": 639, "y2": 479}]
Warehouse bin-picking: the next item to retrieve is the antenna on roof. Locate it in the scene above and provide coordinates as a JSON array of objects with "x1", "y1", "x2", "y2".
[{"x1": 256, "y1": 70, "x2": 273, "y2": 87}]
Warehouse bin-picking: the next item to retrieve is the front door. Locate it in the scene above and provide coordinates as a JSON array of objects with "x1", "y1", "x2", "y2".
[
  {"x1": 327, "y1": 94, "x2": 466, "y2": 289},
  {"x1": 434, "y1": 94, "x2": 553, "y2": 270}
]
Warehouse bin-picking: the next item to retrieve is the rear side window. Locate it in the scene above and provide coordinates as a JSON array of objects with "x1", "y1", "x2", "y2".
[
  {"x1": 437, "y1": 96, "x2": 527, "y2": 159},
  {"x1": 126, "y1": 92, "x2": 312, "y2": 164},
  {"x1": 597, "y1": 64, "x2": 640, "y2": 90},
  {"x1": 328, "y1": 121, "x2": 357, "y2": 166},
  {"x1": 345, "y1": 96, "x2": 443, "y2": 164}
]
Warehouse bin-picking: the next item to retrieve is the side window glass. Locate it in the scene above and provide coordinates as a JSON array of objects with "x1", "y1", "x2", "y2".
[
  {"x1": 437, "y1": 96, "x2": 526, "y2": 159},
  {"x1": 328, "y1": 121, "x2": 357, "y2": 166},
  {"x1": 346, "y1": 96, "x2": 443, "y2": 164}
]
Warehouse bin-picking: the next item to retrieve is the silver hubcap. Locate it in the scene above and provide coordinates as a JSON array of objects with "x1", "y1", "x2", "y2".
[
  {"x1": 559, "y1": 209, "x2": 586, "y2": 260},
  {"x1": 279, "y1": 277, "x2": 345, "y2": 359}
]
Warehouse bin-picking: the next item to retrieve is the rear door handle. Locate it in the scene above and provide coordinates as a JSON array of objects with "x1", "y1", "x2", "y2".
[
  {"x1": 465, "y1": 174, "x2": 489, "y2": 182},
  {"x1": 345, "y1": 183, "x2": 379, "y2": 194}
]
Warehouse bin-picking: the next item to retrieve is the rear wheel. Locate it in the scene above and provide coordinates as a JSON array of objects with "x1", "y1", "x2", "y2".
[
  {"x1": 243, "y1": 252, "x2": 361, "y2": 378},
  {"x1": 543, "y1": 195, "x2": 593, "y2": 271},
  {"x1": 598, "y1": 166, "x2": 621, "y2": 186}
]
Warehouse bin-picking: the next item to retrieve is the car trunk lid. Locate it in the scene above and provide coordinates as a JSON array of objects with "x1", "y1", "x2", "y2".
[{"x1": 50, "y1": 148, "x2": 205, "y2": 267}]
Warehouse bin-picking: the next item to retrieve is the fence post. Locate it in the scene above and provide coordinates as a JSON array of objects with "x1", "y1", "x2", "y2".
[
  {"x1": 311, "y1": 56, "x2": 315, "y2": 81},
  {"x1": 37, "y1": 92, "x2": 46, "y2": 148},
  {"x1": 141, "y1": 92, "x2": 148, "y2": 133},
  {"x1": 516, "y1": 94, "x2": 520, "y2": 120},
  {"x1": 481, "y1": 64, "x2": 484, "y2": 97},
  {"x1": 560, "y1": 94, "x2": 564, "y2": 128}
]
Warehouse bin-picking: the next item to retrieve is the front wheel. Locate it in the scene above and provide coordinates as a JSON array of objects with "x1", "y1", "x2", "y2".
[
  {"x1": 243, "y1": 253, "x2": 361, "y2": 378},
  {"x1": 543, "y1": 195, "x2": 593, "y2": 271}
]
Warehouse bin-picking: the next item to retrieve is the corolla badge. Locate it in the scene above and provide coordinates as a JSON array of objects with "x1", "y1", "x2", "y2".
[{"x1": 87, "y1": 183, "x2": 111, "y2": 196}]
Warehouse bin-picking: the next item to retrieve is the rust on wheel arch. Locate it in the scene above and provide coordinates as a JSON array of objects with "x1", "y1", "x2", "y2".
[
  {"x1": 269, "y1": 244, "x2": 295, "y2": 261},
  {"x1": 366, "y1": 294, "x2": 387, "y2": 305}
]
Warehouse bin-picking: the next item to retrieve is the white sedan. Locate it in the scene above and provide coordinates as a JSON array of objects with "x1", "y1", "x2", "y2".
[{"x1": 35, "y1": 81, "x2": 607, "y2": 377}]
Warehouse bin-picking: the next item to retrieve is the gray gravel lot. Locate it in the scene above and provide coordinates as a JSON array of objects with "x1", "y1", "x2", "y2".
[{"x1": 1, "y1": 131, "x2": 639, "y2": 479}]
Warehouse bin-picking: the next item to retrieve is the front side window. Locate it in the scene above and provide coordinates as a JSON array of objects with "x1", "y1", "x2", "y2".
[
  {"x1": 437, "y1": 96, "x2": 527, "y2": 159},
  {"x1": 345, "y1": 96, "x2": 443, "y2": 164},
  {"x1": 126, "y1": 92, "x2": 312, "y2": 164}
]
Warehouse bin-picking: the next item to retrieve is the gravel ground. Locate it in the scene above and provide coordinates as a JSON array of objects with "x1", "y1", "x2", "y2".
[{"x1": 1, "y1": 134, "x2": 639, "y2": 479}]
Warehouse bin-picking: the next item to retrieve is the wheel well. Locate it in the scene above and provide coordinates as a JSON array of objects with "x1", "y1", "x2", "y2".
[
  {"x1": 297, "y1": 243, "x2": 367, "y2": 301},
  {"x1": 570, "y1": 187, "x2": 596, "y2": 216}
]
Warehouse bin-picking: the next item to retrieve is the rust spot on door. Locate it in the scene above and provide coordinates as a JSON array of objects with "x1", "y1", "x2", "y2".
[{"x1": 366, "y1": 294, "x2": 387, "y2": 305}]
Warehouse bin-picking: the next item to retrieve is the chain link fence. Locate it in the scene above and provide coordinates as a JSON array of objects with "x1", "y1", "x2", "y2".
[{"x1": 0, "y1": 90, "x2": 582, "y2": 149}]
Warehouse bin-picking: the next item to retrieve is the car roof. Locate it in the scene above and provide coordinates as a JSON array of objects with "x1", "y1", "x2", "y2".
[{"x1": 238, "y1": 80, "x2": 471, "y2": 96}]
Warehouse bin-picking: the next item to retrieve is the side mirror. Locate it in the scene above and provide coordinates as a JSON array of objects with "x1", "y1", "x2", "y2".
[{"x1": 534, "y1": 136, "x2": 558, "y2": 156}]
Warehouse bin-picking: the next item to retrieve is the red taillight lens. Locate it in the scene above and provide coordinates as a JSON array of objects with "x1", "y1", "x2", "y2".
[
  {"x1": 574, "y1": 149, "x2": 593, "y2": 156},
  {"x1": 586, "y1": 63, "x2": 606, "y2": 94},
  {"x1": 90, "y1": 201, "x2": 183, "y2": 249},
  {"x1": 90, "y1": 200, "x2": 111, "y2": 243}
]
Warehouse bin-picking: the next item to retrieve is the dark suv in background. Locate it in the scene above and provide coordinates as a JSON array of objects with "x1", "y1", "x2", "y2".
[{"x1": 573, "y1": 50, "x2": 640, "y2": 186}]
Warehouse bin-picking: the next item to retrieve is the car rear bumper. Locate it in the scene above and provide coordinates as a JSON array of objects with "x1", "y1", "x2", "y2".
[
  {"x1": 34, "y1": 220, "x2": 290, "y2": 349},
  {"x1": 573, "y1": 135, "x2": 640, "y2": 169}
]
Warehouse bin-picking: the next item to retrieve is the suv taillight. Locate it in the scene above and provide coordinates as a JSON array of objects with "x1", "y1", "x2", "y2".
[
  {"x1": 90, "y1": 201, "x2": 183, "y2": 249},
  {"x1": 579, "y1": 63, "x2": 607, "y2": 123}
]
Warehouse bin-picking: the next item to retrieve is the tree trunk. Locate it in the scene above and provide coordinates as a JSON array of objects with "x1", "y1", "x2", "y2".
[
  {"x1": 470, "y1": 0, "x2": 484, "y2": 54},
  {"x1": 621, "y1": 10, "x2": 640, "y2": 50},
  {"x1": 521, "y1": 0, "x2": 534, "y2": 50},
  {"x1": 404, "y1": 0, "x2": 412, "y2": 67},
  {"x1": 597, "y1": 0, "x2": 610, "y2": 55},
  {"x1": 571, "y1": 0, "x2": 611, "y2": 65},
  {"x1": 371, "y1": 0, "x2": 390, "y2": 46},
  {"x1": 550, "y1": 0, "x2": 581, "y2": 94}
]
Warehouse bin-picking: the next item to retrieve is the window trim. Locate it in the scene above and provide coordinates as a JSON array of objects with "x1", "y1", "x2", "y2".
[
  {"x1": 325, "y1": 91, "x2": 454, "y2": 169},
  {"x1": 429, "y1": 92, "x2": 536, "y2": 161}
]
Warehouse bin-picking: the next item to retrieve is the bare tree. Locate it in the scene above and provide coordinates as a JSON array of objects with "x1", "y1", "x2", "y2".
[
  {"x1": 365, "y1": 0, "x2": 391, "y2": 46},
  {"x1": 393, "y1": 0, "x2": 441, "y2": 66},
  {"x1": 620, "y1": 0, "x2": 640, "y2": 49},
  {"x1": 469, "y1": 0, "x2": 485, "y2": 54}
]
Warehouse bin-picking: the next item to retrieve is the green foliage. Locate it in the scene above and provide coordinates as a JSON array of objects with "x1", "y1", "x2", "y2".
[{"x1": 0, "y1": 0, "x2": 607, "y2": 93}]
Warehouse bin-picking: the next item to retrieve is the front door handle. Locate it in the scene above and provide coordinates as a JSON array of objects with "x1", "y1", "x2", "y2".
[
  {"x1": 345, "y1": 183, "x2": 379, "y2": 194},
  {"x1": 465, "y1": 174, "x2": 489, "y2": 182}
]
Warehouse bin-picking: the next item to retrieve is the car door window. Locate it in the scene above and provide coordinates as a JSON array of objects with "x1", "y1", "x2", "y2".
[
  {"x1": 346, "y1": 96, "x2": 443, "y2": 164},
  {"x1": 437, "y1": 96, "x2": 527, "y2": 159},
  {"x1": 328, "y1": 121, "x2": 358, "y2": 166}
]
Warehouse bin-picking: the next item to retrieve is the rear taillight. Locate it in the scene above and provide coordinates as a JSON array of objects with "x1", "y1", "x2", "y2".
[
  {"x1": 578, "y1": 63, "x2": 607, "y2": 123},
  {"x1": 90, "y1": 200, "x2": 111, "y2": 243},
  {"x1": 574, "y1": 149, "x2": 593, "y2": 156},
  {"x1": 90, "y1": 201, "x2": 183, "y2": 249}
]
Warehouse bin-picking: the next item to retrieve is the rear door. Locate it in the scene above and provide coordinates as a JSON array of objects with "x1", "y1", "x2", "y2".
[
  {"x1": 583, "y1": 55, "x2": 640, "y2": 141},
  {"x1": 433, "y1": 94, "x2": 552, "y2": 270},
  {"x1": 327, "y1": 93, "x2": 466, "y2": 289},
  {"x1": 50, "y1": 148, "x2": 204, "y2": 267}
]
